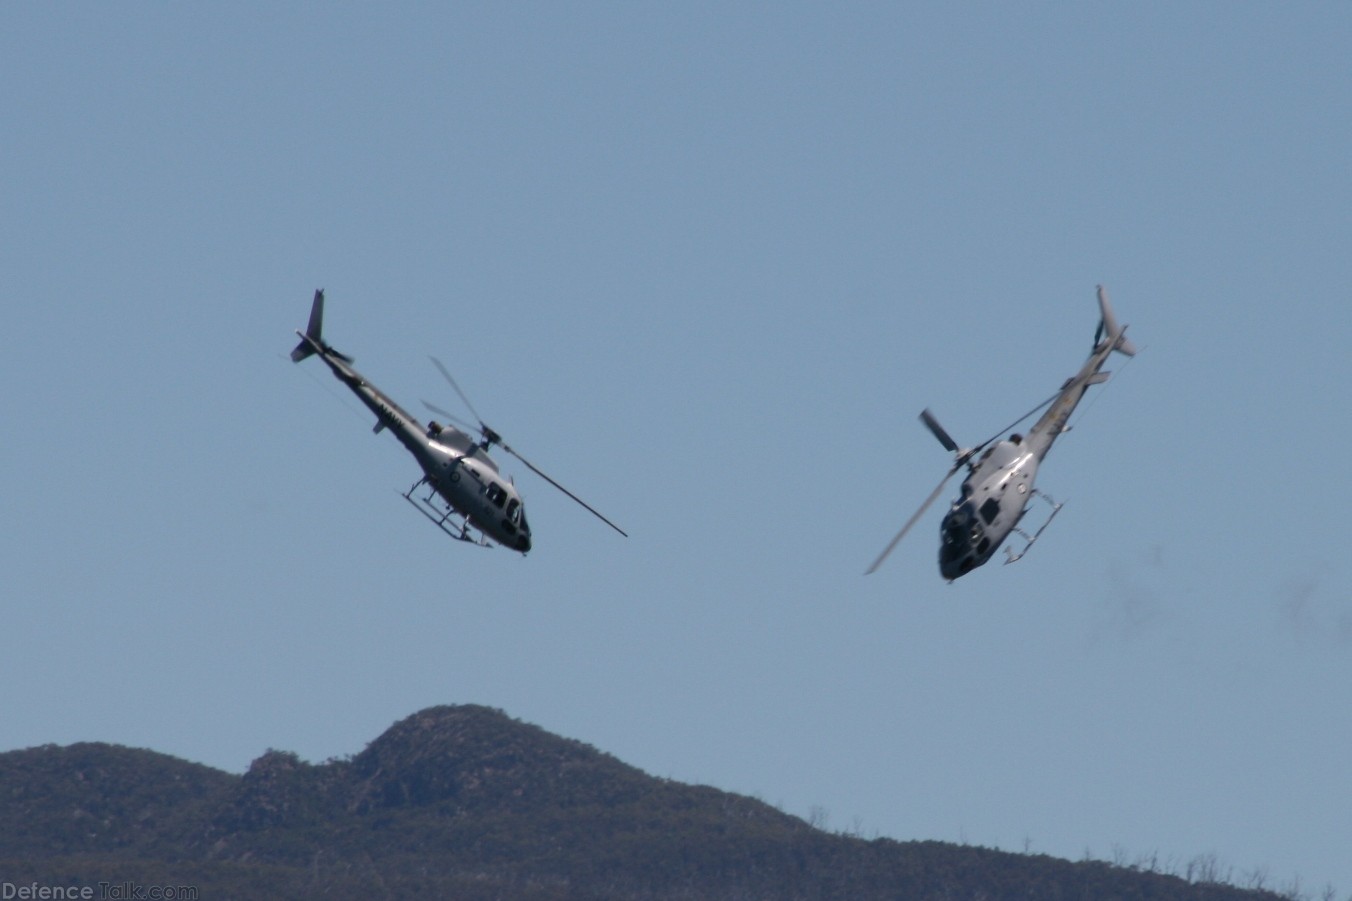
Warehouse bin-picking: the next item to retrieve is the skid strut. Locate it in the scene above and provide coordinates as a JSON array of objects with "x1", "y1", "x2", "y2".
[
  {"x1": 1004, "y1": 490, "x2": 1063, "y2": 564},
  {"x1": 401, "y1": 477, "x2": 491, "y2": 547}
]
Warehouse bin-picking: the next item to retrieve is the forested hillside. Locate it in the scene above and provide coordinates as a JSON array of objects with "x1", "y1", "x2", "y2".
[{"x1": 0, "y1": 705, "x2": 1308, "y2": 900}]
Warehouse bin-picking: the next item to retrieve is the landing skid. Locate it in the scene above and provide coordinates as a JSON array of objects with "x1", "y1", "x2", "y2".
[
  {"x1": 402, "y1": 478, "x2": 492, "y2": 547},
  {"x1": 1004, "y1": 490, "x2": 1063, "y2": 564}
]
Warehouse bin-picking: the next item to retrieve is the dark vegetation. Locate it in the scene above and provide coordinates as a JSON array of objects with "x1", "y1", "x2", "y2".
[{"x1": 0, "y1": 705, "x2": 1322, "y2": 900}]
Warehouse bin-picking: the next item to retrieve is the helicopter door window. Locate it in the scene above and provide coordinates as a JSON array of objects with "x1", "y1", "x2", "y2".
[
  {"x1": 506, "y1": 497, "x2": 521, "y2": 524},
  {"x1": 979, "y1": 497, "x2": 1001, "y2": 524},
  {"x1": 486, "y1": 483, "x2": 508, "y2": 509}
]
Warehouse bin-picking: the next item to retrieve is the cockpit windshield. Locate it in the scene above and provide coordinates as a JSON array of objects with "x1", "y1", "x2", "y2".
[
  {"x1": 940, "y1": 501, "x2": 991, "y2": 577},
  {"x1": 940, "y1": 502, "x2": 988, "y2": 560},
  {"x1": 941, "y1": 504, "x2": 974, "y2": 555}
]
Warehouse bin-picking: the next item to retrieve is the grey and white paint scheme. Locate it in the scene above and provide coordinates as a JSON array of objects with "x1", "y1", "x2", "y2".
[
  {"x1": 867, "y1": 286, "x2": 1138, "y2": 581},
  {"x1": 291, "y1": 290, "x2": 626, "y2": 552}
]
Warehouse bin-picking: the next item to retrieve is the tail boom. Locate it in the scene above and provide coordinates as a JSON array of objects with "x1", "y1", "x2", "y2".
[{"x1": 1027, "y1": 285, "x2": 1138, "y2": 459}]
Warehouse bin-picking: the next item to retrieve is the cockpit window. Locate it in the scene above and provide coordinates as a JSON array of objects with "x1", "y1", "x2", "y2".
[
  {"x1": 486, "y1": 483, "x2": 508, "y2": 509},
  {"x1": 506, "y1": 497, "x2": 520, "y2": 523}
]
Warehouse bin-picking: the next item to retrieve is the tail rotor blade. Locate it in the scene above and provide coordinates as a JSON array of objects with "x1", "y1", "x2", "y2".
[
  {"x1": 920, "y1": 408, "x2": 960, "y2": 453},
  {"x1": 865, "y1": 464, "x2": 959, "y2": 574}
]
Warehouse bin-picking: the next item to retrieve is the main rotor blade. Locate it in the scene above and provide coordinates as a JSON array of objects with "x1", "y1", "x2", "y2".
[
  {"x1": 868, "y1": 391, "x2": 1064, "y2": 574},
  {"x1": 971, "y1": 391, "x2": 1061, "y2": 454},
  {"x1": 919, "y1": 408, "x2": 959, "y2": 453},
  {"x1": 865, "y1": 464, "x2": 960, "y2": 575},
  {"x1": 499, "y1": 443, "x2": 628, "y2": 538},
  {"x1": 420, "y1": 400, "x2": 478, "y2": 433},
  {"x1": 428, "y1": 356, "x2": 486, "y2": 428}
]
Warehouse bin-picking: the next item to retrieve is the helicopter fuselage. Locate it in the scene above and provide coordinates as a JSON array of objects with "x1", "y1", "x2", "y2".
[
  {"x1": 938, "y1": 439, "x2": 1039, "y2": 579},
  {"x1": 844, "y1": 286, "x2": 1140, "y2": 581},
  {"x1": 297, "y1": 328, "x2": 532, "y2": 553},
  {"x1": 934, "y1": 291, "x2": 1133, "y2": 579},
  {"x1": 294, "y1": 289, "x2": 626, "y2": 549}
]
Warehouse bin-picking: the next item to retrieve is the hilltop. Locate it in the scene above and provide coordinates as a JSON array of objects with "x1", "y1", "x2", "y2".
[{"x1": 0, "y1": 705, "x2": 1294, "y2": 900}]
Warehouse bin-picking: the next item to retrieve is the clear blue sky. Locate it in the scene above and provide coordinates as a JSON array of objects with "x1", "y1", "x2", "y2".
[{"x1": 4, "y1": 3, "x2": 1350, "y2": 894}]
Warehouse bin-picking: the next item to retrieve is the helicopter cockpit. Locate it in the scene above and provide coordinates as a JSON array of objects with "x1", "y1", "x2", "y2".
[
  {"x1": 482, "y1": 480, "x2": 532, "y2": 550},
  {"x1": 937, "y1": 437, "x2": 1037, "y2": 579},
  {"x1": 939, "y1": 501, "x2": 987, "y2": 579}
]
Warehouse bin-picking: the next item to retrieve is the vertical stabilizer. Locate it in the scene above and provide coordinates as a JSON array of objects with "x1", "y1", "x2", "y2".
[
  {"x1": 291, "y1": 289, "x2": 327, "y2": 362},
  {"x1": 1096, "y1": 285, "x2": 1138, "y2": 356}
]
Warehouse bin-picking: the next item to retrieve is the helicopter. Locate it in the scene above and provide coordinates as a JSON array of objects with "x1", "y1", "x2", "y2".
[
  {"x1": 290, "y1": 290, "x2": 626, "y2": 552},
  {"x1": 866, "y1": 285, "x2": 1138, "y2": 580}
]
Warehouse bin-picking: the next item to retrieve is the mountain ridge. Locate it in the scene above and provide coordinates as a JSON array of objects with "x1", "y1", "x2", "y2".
[{"x1": 0, "y1": 704, "x2": 1294, "y2": 900}]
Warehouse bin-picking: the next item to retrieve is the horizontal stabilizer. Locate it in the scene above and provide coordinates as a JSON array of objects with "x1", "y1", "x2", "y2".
[{"x1": 290, "y1": 340, "x2": 316, "y2": 362}]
